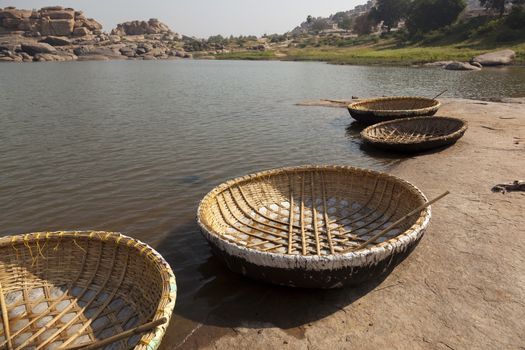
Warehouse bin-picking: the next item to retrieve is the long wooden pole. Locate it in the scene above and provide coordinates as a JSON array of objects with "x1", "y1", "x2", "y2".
[
  {"x1": 411, "y1": 89, "x2": 447, "y2": 110},
  {"x1": 63, "y1": 317, "x2": 167, "y2": 350},
  {"x1": 431, "y1": 89, "x2": 448, "y2": 100},
  {"x1": 342, "y1": 191, "x2": 450, "y2": 253}
]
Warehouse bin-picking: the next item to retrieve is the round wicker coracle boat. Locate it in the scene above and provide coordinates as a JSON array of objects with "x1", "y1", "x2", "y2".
[
  {"x1": 0, "y1": 231, "x2": 176, "y2": 350},
  {"x1": 197, "y1": 166, "x2": 432, "y2": 289},
  {"x1": 348, "y1": 96, "x2": 441, "y2": 124},
  {"x1": 361, "y1": 116, "x2": 468, "y2": 153}
]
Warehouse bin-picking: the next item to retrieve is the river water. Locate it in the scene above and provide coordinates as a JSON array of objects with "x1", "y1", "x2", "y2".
[{"x1": 0, "y1": 60, "x2": 523, "y2": 347}]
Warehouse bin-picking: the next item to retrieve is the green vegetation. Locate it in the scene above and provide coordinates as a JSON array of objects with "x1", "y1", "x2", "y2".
[
  {"x1": 370, "y1": 0, "x2": 410, "y2": 31},
  {"x1": 284, "y1": 45, "x2": 491, "y2": 65},
  {"x1": 406, "y1": 0, "x2": 466, "y2": 34},
  {"x1": 310, "y1": 18, "x2": 332, "y2": 32},
  {"x1": 480, "y1": 0, "x2": 523, "y2": 16},
  {"x1": 297, "y1": 35, "x2": 379, "y2": 48},
  {"x1": 332, "y1": 11, "x2": 353, "y2": 30},
  {"x1": 215, "y1": 51, "x2": 277, "y2": 60},
  {"x1": 402, "y1": 7, "x2": 525, "y2": 45},
  {"x1": 353, "y1": 13, "x2": 377, "y2": 35},
  {"x1": 216, "y1": 40, "x2": 525, "y2": 66},
  {"x1": 212, "y1": 1, "x2": 525, "y2": 66}
]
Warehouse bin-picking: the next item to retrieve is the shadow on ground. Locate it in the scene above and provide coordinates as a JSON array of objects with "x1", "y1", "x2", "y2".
[{"x1": 156, "y1": 218, "x2": 392, "y2": 332}]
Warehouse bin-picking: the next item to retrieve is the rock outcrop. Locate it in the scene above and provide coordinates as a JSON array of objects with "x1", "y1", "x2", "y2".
[
  {"x1": 40, "y1": 35, "x2": 71, "y2": 46},
  {"x1": 472, "y1": 49, "x2": 516, "y2": 66},
  {"x1": 73, "y1": 45, "x2": 123, "y2": 58},
  {"x1": 0, "y1": 7, "x2": 192, "y2": 63},
  {"x1": 0, "y1": 6, "x2": 102, "y2": 37},
  {"x1": 111, "y1": 19, "x2": 173, "y2": 36},
  {"x1": 423, "y1": 61, "x2": 454, "y2": 67},
  {"x1": 444, "y1": 61, "x2": 482, "y2": 71},
  {"x1": 21, "y1": 42, "x2": 57, "y2": 55}
]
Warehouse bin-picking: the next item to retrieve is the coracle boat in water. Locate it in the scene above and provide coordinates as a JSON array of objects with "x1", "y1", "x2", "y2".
[
  {"x1": 348, "y1": 96, "x2": 441, "y2": 125},
  {"x1": 198, "y1": 165, "x2": 444, "y2": 289},
  {"x1": 0, "y1": 231, "x2": 176, "y2": 350}
]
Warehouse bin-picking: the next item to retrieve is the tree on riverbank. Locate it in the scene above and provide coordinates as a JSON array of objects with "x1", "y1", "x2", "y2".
[
  {"x1": 480, "y1": 0, "x2": 524, "y2": 16},
  {"x1": 406, "y1": 0, "x2": 466, "y2": 34},
  {"x1": 370, "y1": 0, "x2": 410, "y2": 31},
  {"x1": 332, "y1": 11, "x2": 354, "y2": 30},
  {"x1": 353, "y1": 13, "x2": 377, "y2": 35}
]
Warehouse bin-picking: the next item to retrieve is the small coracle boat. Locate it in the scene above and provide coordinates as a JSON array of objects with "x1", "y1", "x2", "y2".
[
  {"x1": 348, "y1": 96, "x2": 441, "y2": 125},
  {"x1": 361, "y1": 116, "x2": 467, "y2": 153},
  {"x1": 0, "y1": 231, "x2": 176, "y2": 350},
  {"x1": 198, "y1": 166, "x2": 446, "y2": 289}
]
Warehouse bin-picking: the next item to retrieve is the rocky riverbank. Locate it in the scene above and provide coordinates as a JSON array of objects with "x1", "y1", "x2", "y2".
[
  {"x1": 421, "y1": 49, "x2": 517, "y2": 70},
  {"x1": 0, "y1": 6, "x2": 198, "y2": 62},
  {"x1": 1, "y1": 6, "x2": 522, "y2": 66}
]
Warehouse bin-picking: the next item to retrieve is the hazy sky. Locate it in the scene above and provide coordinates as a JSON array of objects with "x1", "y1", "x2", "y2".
[{"x1": 2, "y1": 0, "x2": 364, "y2": 37}]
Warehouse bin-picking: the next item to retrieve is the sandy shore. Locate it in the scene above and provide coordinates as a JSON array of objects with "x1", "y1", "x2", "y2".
[{"x1": 162, "y1": 98, "x2": 524, "y2": 350}]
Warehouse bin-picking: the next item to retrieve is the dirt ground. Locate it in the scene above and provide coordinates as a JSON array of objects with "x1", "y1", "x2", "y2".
[{"x1": 163, "y1": 98, "x2": 524, "y2": 350}]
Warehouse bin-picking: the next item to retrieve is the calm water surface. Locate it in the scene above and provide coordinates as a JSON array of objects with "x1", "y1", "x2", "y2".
[{"x1": 0, "y1": 60, "x2": 524, "y2": 347}]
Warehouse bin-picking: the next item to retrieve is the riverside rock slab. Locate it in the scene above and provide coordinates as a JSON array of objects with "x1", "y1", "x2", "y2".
[
  {"x1": 472, "y1": 49, "x2": 515, "y2": 66},
  {"x1": 423, "y1": 60, "x2": 454, "y2": 67},
  {"x1": 444, "y1": 61, "x2": 481, "y2": 71},
  {"x1": 21, "y1": 42, "x2": 57, "y2": 55},
  {"x1": 73, "y1": 46, "x2": 123, "y2": 58},
  {"x1": 40, "y1": 36, "x2": 71, "y2": 46}
]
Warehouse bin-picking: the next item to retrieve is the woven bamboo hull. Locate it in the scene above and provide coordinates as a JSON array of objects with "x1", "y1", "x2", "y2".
[
  {"x1": 207, "y1": 234, "x2": 424, "y2": 288},
  {"x1": 347, "y1": 96, "x2": 441, "y2": 125},
  {"x1": 348, "y1": 108, "x2": 438, "y2": 125},
  {"x1": 0, "y1": 231, "x2": 177, "y2": 350},
  {"x1": 365, "y1": 137, "x2": 462, "y2": 152},
  {"x1": 361, "y1": 116, "x2": 468, "y2": 153},
  {"x1": 197, "y1": 165, "x2": 432, "y2": 289}
]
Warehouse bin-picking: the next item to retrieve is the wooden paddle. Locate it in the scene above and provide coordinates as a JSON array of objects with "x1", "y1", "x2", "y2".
[
  {"x1": 63, "y1": 317, "x2": 167, "y2": 350},
  {"x1": 410, "y1": 89, "x2": 447, "y2": 110},
  {"x1": 342, "y1": 191, "x2": 450, "y2": 253}
]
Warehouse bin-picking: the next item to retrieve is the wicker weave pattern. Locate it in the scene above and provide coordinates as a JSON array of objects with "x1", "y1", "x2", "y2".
[
  {"x1": 0, "y1": 231, "x2": 176, "y2": 350},
  {"x1": 361, "y1": 116, "x2": 467, "y2": 152},
  {"x1": 348, "y1": 96, "x2": 441, "y2": 124},
  {"x1": 198, "y1": 165, "x2": 429, "y2": 257}
]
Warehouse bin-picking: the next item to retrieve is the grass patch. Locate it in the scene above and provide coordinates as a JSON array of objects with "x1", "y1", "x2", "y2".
[
  {"x1": 211, "y1": 14, "x2": 525, "y2": 66},
  {"x1": 215, "y1": 51, "x2": 277, "y2": 60},
  {"x1": 282, "y1": 45, "x2": 489, "y2": 65},
  {"x1": 216, "y1": 42, "x2": 525, "y2": 66}
]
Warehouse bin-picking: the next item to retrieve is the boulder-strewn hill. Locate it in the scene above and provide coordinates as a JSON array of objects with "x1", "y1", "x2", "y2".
[
  {"x1": 0, "y1": 6, "x2": 102, "y2": 37},
  {"x1": 0, "y1": 6, "x2": 194, "y2": 62},
  {"x1": 289, "y1": 1, "x2": 376, "y2": 35},
  {"x1": 111, "y1": 19, "x2": 173, "y2": 36},
  {"x1": 289, "y1": 0, "x2": 486, "y2": 35}
]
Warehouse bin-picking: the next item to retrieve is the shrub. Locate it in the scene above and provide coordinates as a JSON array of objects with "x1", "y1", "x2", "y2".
[
  {"x1": 406, "y1": 0, "x2": 466, "y2": 34},
  {"x1": 505, "y1": 7, "x2": 525, "y2": 29}
]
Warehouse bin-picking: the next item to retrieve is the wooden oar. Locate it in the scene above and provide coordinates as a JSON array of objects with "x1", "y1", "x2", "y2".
[
  {"x1": 431, "y1": 89, "x2": 448, "y2": 100},
  {"x1": 410, "y1": 89, "x2": 447, "y2": 110},
  {"x1": 63, "y1": 317, "x2": 167, "y2": 350},
  {"x1": 342, "y1": 191, "x2": 450, "y2": 253}
]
